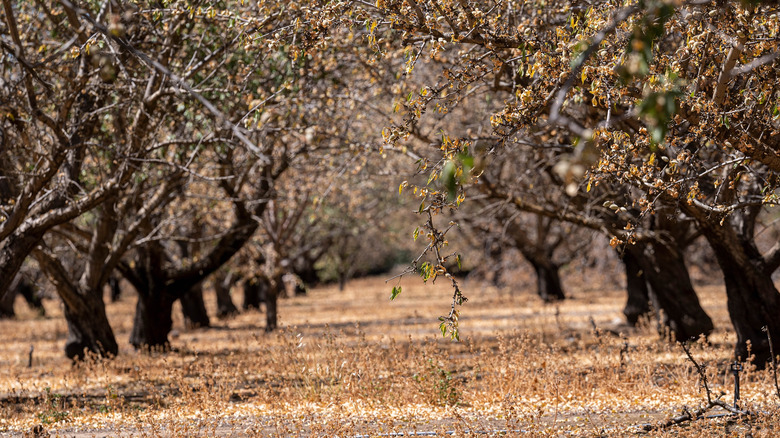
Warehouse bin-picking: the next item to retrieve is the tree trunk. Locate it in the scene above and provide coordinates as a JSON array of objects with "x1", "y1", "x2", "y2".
[
  {"x1": 34, "y1": 248, "x2": 119, "y2": 360},
  {"x1": 63, "y1": 293, "x2": 119, "y2": 360},
  {"x1": 293, "y1": 255, "x2": 320, "y2": 287},
  {"x1": 705, "y1": 235, "x2": 780, "y2": 366},
  {"x1": 621, "y1": 250, "x2": 651, "y2": 326},
  {"x1": 527, "y1": 257, "x2": 565, "y2": 302},
  {"x1": 18, "y1": 278, "x2": 44, "y2": 315},
  {"x1": 0, "y1": 286, "x2": 15, "y2": 318},
  {"x1": 108, "y1": 276, "x2": 121, "y2": 302},
  {"x1": 502, "y1": 217, "x2": 566, "y2": 302},
  {"x1": 265, "y1": 280, "x2": 279, "y2": 332},
  {"x1": 180, "y1": 283, "x2": 210, "y2": 329},
  {"x1": 627, "y1": 240, "x2": 714, "y2": 342},
  {"x1": 242, "y1": 276, "x2": 268, "y2": 310},
  {"x1": 0, "y1": 275, "x2": 44, "y2": 318},
  {"x1": 129, "y1": 290, "x2": 176, "y2": 350},
  {"x1": 0, "y1": 232, "x2": 43, "y2": 313},
  {"x1": 214, "y1": 270, "x2": 238, "y2": 318}
]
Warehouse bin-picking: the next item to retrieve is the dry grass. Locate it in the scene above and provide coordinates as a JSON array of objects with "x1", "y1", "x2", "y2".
[{"x1": 1, "y1": 271, "x2": 779, "y2": 437}]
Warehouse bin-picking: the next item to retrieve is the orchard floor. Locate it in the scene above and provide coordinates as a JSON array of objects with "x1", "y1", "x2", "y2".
[{"x1": 0, "y1": 270, "x2": 779, "y2": 437}]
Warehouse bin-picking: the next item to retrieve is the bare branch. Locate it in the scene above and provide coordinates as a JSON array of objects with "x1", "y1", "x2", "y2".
[
  {"x1": 58, "y1": 0, "x2": 272, "y2": 162},
  {"x1": 729, "y1": 50, "x2": 780, "y2": 76},
  {"x1": 713, "y1": 35, "x2": 747, "y2": 106}
]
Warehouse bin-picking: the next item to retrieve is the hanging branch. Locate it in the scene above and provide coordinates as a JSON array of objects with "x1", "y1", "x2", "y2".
[{"x1": 387, "y1": 207, "x2": 466, "y2": 339}]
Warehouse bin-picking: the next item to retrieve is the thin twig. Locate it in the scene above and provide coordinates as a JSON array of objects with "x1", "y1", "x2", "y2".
[
  {"x1": 680, "y1": 341, "x2": 712, "y2": 404},
  {"x1": 763, "y1": 326, "x2": 780, "y2": 401}
]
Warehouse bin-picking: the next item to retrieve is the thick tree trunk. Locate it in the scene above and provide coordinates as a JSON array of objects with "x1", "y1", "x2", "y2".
[
  {"x1": 130, "y1": 290, "x2": 176, "y2": 350},
  {"x1": 706, "y1": 236, "x2": 780, "y2": 366},
  {"x1": 0, "y1": 232, "x2": 43, "y2": 312},
  {"x1": 627, "y1": 240, "x2": 714, "y2": 342},
  {"x1": 527, "y1": 257, "x2": 565, "y2": 302},
  {"x1": 180, "y1": 284, "x2": 210, "y2": 329},
  {"x1": 214, "y1": 270, "x2": 239, "y2": 318},
  {"x1": 621, "y1": 251, "x2": 651, "y2": 326},
  {"x1": 0, "y1": 275, "x2": 43, "y2": 318},
  {"x1": 0, "y1": 286, "x2": 15, "y2": 318},
  {"x1": 63, "y1": 292, "x2": 119, "y2": 360},
  {"x1": 34, "y1": 248, "x2": 118, "y2": 360},
  {"x1": 502, "y1": 217, "x2": 566, "y2": 302},
  {"x1": 242, "y1": 276, "x2": 268, "y2": 310}
]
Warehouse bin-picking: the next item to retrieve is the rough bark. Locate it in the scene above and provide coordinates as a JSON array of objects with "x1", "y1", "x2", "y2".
[
  {"x1": 621, "y1": 250, "x2": 651, "y2": 326},
  {"x1": 63, "y1": 296, "x2": 118, "y2": 360},
  {"x1": 130, "y1": 291, "x2": 176, "y2": 350},
  {"x1": 626, "y1": 239, "x2": 714, "y2": 342},
  {"x1": 0, "y1": 232, "x2": 44, "y2": 311},
  {"x1": 0, "y1": 275, "x2": 43, "y2": 317},
  {"x1": 702, "y1": 226, "x2": 780, "y2": 366},
  {"x1": 180, "y1": 284, "x2": 210, "y2": 329},
  {"x1": 34, "y1": 249, "x2": 118, "y2": 360}
]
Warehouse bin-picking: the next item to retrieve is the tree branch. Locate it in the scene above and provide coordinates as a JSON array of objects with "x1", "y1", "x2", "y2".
[
  {"x1": 549, "y1": 5, "x2": 637, "y2": 127},
  {"x1": 58, "y1": 0, "x2": 272, "y2": 162},
  {"x1": 729, "y1": 50, "x2": 780, "y2": 76},
  {"x1": 713, "y1": 35, "x2": 748, "y2": 106}
]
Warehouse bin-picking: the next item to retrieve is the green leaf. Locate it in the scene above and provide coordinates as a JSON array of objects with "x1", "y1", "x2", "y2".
[
  {"x1": 390, "y1": 286, "x2": 402, "y2": 300},
  {"x1": 456, "y1": 254, "x2": 462, "y2": 270},
  {"x1": 457, "y1": 152, "x2": 474, "y2": 169},
  {"x1": 420, "y1": 262, "x2": 431, "y2": 280},
  {"x1": 441, "y1": 160, "x2": 457, "y2": 201}
]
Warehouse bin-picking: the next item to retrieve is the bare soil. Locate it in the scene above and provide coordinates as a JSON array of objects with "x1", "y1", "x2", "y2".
[{"x1": 1, "y1": 271, "x2": 778, "y2": 437}]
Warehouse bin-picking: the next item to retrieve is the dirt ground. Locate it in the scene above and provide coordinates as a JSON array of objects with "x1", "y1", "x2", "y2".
[{"x1": 1, "y1": 268, "x2": 779, "y2": 437}]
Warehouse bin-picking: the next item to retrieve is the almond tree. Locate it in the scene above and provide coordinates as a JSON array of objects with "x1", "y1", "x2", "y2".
[
  {"x1": 0, "y1": 0, "x2": 173, "y2": 357},
  {"x1": 349, "y1": 0, "x2": 780, "y2": 364},
  {"x1": 1, "y1": 0, "x2": 317, "y2": 356}
]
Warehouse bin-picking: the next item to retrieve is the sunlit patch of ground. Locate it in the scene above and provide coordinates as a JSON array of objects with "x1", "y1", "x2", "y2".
[{"x1": 1, "y1": 272, "x2": 778, "y2": 437}]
